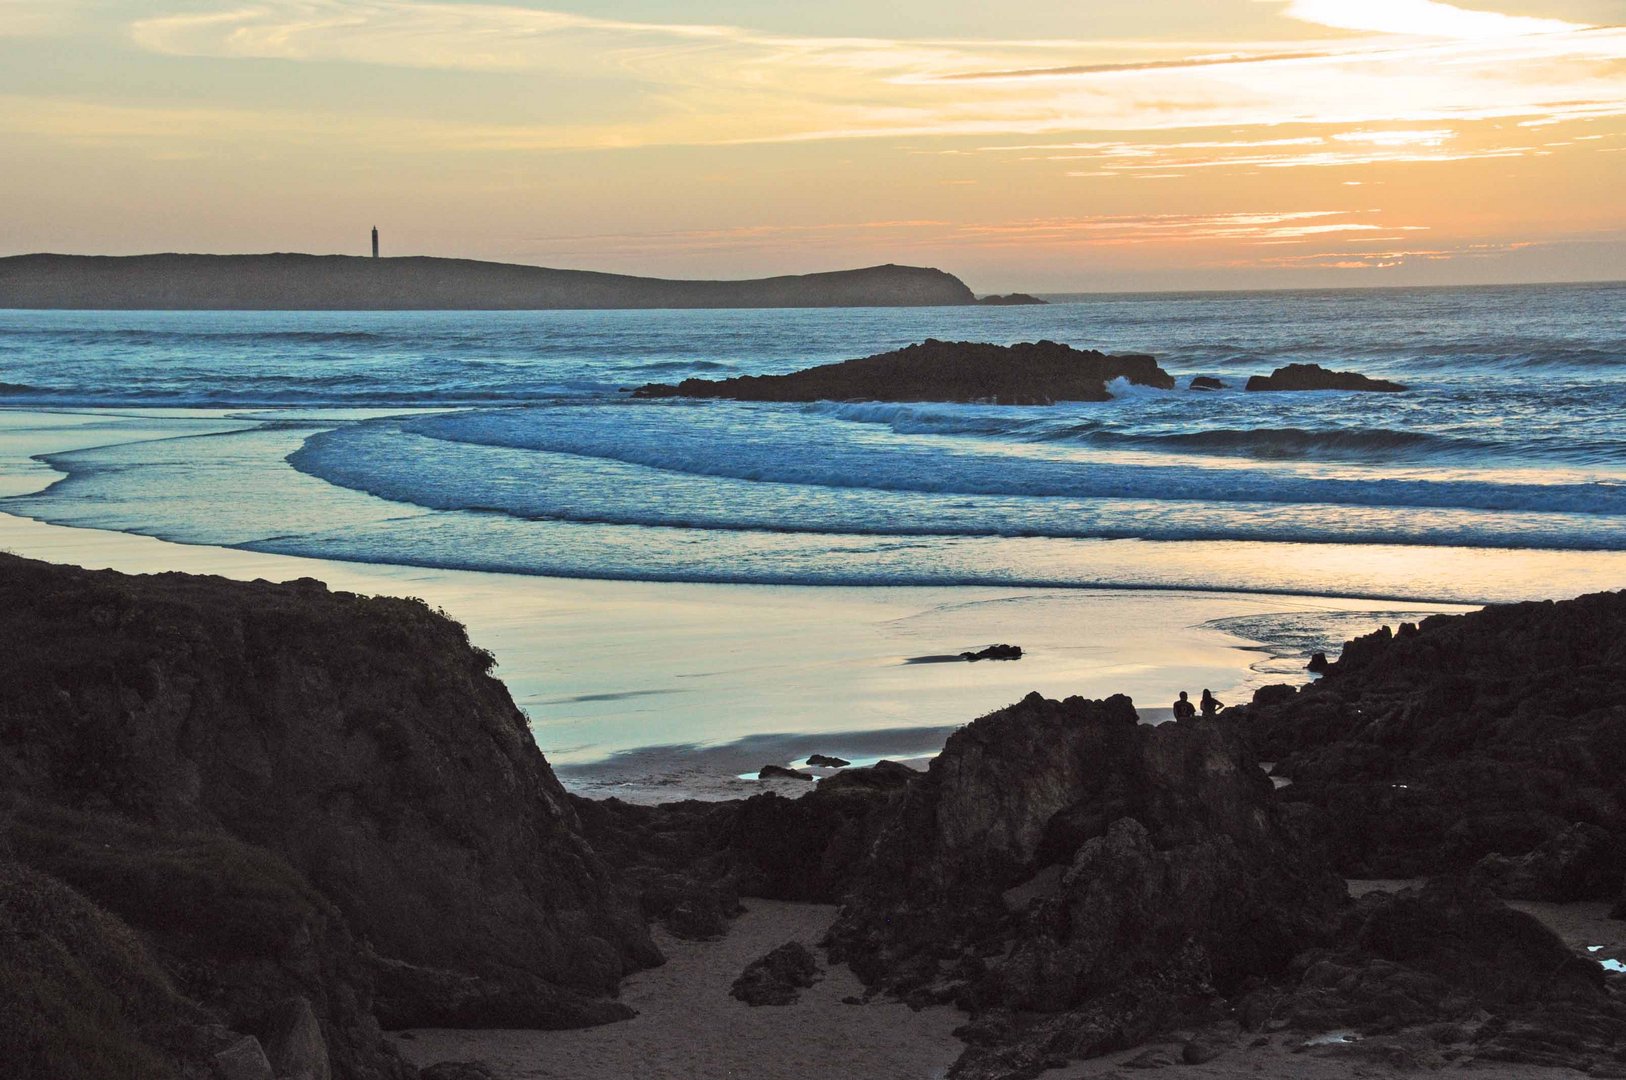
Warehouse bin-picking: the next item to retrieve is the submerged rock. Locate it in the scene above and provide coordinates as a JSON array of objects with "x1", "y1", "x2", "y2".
[
  {"x1": 730, "y1": 942, "x2": 821, "y2": 1006},
  {"x1": 1244, "y1": 363, "x2": 1406, "y2": 392},
  {"x1": 632, "y1": 338, "x2": 1174, "y2": 405}
]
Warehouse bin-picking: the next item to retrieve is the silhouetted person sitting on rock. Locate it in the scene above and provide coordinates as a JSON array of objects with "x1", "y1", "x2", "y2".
[
  {"x1": 1201, "y1": 689, "x2": 1223, "y2": 718},
  {"x1": 1173, "y1": 691, "x2": 1196, "y2": 722}
]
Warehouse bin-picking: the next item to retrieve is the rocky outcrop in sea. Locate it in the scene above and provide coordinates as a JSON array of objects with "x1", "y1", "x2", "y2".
[
  {"x1": 1245, "y1": 363, "x2": 1407, "y2": 392},
  {"x1": 631, "y1": 339, "x2": 1175, "y2": 405}
]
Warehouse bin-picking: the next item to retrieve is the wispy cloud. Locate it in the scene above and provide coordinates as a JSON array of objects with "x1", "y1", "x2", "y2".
[
  {"x1": 112, "y1": 0, "x2": 1626, "y2": 152},
  {"x1": 1277, "y1": 0, "x2": 1588, "y2": 39}
]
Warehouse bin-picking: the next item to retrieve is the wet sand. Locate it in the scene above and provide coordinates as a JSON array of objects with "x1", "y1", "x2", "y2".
[{"x1": 0, "y1": 407, "x2": 1469, "y2": 800}]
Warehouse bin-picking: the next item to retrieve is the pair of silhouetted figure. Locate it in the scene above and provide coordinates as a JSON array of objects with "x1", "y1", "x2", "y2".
[{"x1": 1173, "y1": 689, "x2": 1223, "y2": 721}]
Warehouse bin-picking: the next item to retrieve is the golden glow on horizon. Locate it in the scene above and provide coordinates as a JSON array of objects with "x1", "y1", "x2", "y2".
[{"x1": 0, "y1": 0, "x2": 1621, "y2": 289}]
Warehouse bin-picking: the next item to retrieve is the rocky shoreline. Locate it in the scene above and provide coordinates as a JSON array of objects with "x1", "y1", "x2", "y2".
[{"x1": 5, "y1": 553, "x2": 1625, "y2": 1080}]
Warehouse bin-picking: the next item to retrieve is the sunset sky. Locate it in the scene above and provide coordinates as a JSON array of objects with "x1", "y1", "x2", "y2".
[{"x1": 2, "y1": 0, "x2": 1622, "y2": 290}]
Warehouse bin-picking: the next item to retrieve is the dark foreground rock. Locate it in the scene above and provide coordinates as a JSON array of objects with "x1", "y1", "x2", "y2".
[
  {"x1": 730, "y1": 942, "x2": 821, "y2": 1006},
  {"x1": 0, "y1": 554, "x2": 660, "y2": 1079},
  {"x1": 632, "y1": 339, "x2": 1174, "y2": 405},
  {"x1": 1245, "y1": 363, "x2": 1406, "y2": 392},
  {"x1": 1234, "y1": 590, "x2": 1626, "y2": 896},
  {"x1": 825, "y1": 692, "x2": 1348, "y2": 1076},
  {"x1": 1245, "y1": 879, "x2": 1626, "y2": 1070}
]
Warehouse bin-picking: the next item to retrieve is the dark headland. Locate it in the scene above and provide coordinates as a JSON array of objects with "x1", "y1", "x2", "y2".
[
  {"x1": 0, "y1": 254, "x2": 980, "y2": 310},
  {"x1": 8, "y1": 551, "x2": 1626, "y2": 1079}
]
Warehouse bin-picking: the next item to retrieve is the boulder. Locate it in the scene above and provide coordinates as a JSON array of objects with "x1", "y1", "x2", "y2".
[
  {"x1": 730, "y1": 942, "x2": 821, "y2": 1006},
  {"x1": 1189, "y1": 376, "x2": 1225, "y2": 391},
  {"x1": 632, "y1": 339, "x2": 1174, "y2": 405},
  {"x1": 807, "y1": 754, "x2": 851, "y2": 768},
  {"x1": 1244, "y1": 363, "x2": 1406, "y2": 392}
]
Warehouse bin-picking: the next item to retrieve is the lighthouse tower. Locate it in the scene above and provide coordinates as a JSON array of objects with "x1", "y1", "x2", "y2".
[{"x1": 371, "y1": 226, "x2": 379, "y2": 259}]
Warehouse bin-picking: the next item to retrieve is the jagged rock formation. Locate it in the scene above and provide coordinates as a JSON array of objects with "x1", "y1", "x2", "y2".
[
  {"x1": 825, "y1": 692, "x2": 1348, "y2": 1077},
  {"x1": 0, "y1": 554, "x2": 660, "y2": 1079},
  {"x1": 631, "y1": 339, "x2": 1174, "y2": 405},
  {"x1": 1234, "y1": 590, "x2": 1626, "y2": 896},
  {"x1": 0, "y1": 254, "x2": 977, "y2": 310},
  {"x1": 1245, "y1": 363, "x2": 1406, "y2": 392}
]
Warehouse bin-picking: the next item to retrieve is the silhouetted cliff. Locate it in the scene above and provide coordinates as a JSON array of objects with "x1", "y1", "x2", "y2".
[{"x1": 0, "y1": 254, "x2": 978, "y2": 310}]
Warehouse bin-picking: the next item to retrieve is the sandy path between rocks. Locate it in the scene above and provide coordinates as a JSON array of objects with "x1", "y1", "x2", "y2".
[{"x1": 397, "y1": 899, "x2": 962, "y2": 1080}]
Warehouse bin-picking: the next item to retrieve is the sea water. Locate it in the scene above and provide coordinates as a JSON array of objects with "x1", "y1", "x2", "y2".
[{"x1": 1, "y1": 282, "x2": 1622, "y2": 603}]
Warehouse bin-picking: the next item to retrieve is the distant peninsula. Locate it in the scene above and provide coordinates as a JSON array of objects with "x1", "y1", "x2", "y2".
[
  {"x1": 0, "y1": 253, "x2": 982, "y2": 310},
  {"x1": 632, "y1": 338, "x2": 1174, "y2": 405}
]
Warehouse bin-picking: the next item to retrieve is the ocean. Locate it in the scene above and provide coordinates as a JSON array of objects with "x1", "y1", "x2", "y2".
[
  {"x1": 3, "y1": 281, "x2": 1624, "y2": 782},
  {"x1": 2, "y1": 281, "x2": 1623, "y2": 604}
]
